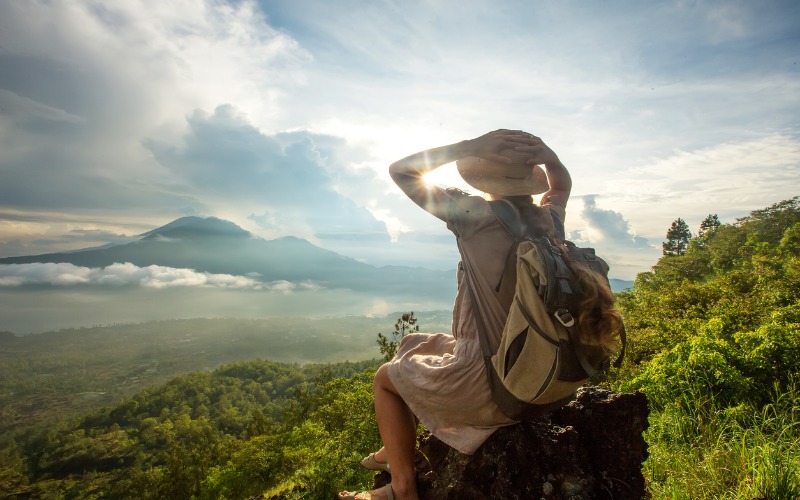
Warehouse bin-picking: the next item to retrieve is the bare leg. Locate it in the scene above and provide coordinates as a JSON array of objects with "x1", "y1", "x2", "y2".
[{"x1": 373, "y1": 363, "x2": 419, "y2": 499}]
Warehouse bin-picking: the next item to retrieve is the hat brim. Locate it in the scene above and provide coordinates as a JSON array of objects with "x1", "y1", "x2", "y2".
[{"x1": 456, "y1": 152, "x2": 549, "y2": 196}]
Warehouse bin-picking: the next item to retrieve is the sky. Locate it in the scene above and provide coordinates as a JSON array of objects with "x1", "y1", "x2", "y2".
[{"x1": 1, "y1": 0, "x2": 799, "y2": 282}]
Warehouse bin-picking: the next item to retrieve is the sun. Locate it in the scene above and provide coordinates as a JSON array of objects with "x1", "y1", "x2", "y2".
[{"x1": 422, "y1": 161, "x2": 476, "y2": 192}]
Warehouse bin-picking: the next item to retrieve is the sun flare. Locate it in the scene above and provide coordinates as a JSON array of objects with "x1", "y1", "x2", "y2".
[{"x1": 422, "y1": 162, "x2": 474, "y2": 192}]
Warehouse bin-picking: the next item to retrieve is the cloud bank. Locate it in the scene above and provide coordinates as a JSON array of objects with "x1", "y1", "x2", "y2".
[
  {"x1": 0, "y1": 262, "x2": 320, "y2": 292},
  {"x1": 579, "y1": 195, "x2": 651, "y2": 249},
  {"x1": 145, "y1": 105, "x2": 389, "y2": 245}
]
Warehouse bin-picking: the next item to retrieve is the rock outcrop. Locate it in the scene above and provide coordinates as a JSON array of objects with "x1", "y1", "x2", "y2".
[{"x1": 374, "y1": 387, "x2": 649, "y2": 499}]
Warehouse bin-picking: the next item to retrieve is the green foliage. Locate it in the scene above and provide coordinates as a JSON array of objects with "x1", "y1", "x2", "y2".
[
  {"x1": 377, "y1": 312, "x2": 420, "y2": 362},
  {"x1": 697, "y1": 213, "x2": 721, "y2": 240},
  {"x1": 3, "y1": 358, "x2": 380, "y2": 498},
  {"x1": 38, "y1": 427, "x2": 137, "y2": 475},
  {"x1": 201, "y1": 370, "x2": 380, "y2": 499},
  {"x1": 624, "y1": 318, "x2": 752, "y2": 410},
  {"x1": 608, "y1": 197, "x2": 800, "y2": 499},
  {"x1": 0, "y1": 441, "x2": 30, "y2": 495},
  {"x1": 643, "y1": 378, "x2": 800, "y2": 499},
  {"x1": 614, "y1": 197, "x2": 800, "y2": 372},
  {"x1": 662, "y1": 217, "x2": 692, "y2": 256}
]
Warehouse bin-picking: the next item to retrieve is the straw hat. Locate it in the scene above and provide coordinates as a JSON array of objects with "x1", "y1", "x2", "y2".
[{"x1": 456, "y1": 148, "x2": 549, "y2": 196}]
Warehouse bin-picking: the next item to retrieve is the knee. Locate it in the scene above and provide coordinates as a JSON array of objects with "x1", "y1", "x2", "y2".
[{"x1": 374, "y1": 363, "x2": 393, "y2": 392}]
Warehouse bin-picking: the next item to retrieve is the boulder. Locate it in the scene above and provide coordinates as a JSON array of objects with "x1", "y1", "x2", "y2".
[{"x1": 375, "y1": 387, "x2": 649, "y2": 499}]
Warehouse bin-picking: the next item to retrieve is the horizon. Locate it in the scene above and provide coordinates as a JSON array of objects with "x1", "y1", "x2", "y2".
[
  {"x1": 0, "y1": 214, "x2": 635, "y2": 334},
  {"x1": 1, "y1": 0, "x2": 798, "y2": 337}
]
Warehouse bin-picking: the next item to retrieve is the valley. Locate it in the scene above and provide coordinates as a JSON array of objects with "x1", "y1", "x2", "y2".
[{"x1": 0, "y1": 312, "x2": 452, "y2": 435}]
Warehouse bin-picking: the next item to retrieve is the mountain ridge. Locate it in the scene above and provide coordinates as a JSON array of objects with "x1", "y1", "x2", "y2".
[
  {"x1": 0, "y1": 216, "x2": 634, "y2": 292},
  {"x1": 0, "y1": 216, "x2": 456, "y2": 298}
]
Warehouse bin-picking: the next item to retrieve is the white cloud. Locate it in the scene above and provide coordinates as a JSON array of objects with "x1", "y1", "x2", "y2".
[
  {"x1": 144, "y1": 106, "x2": 391, "y2": 251},
  {"x1": 600, "y1": 133, "x2": 800, "y2": 238},
  {"x1": 0, "y1": 262, "x2": 321, "y2": 292},
  {"x1": 0, "y1": 0, "x2": 310, "y2": 129},
  {"x1": 633, "y1": 133, "x2": 800, "y2": 190},
  {"x1": 0, "y1": 0, "x2": 312, "y2": 218},
  {"x1": 577, "y1": 195, "x2": 652, "y2": 248}
]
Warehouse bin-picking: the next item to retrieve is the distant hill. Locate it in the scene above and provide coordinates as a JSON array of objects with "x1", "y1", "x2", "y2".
[
  {"x1": 0, "y1": 216, "x2": 455, "y2": 298},
  {"x1": 609, "y1": 278, "x2": 634, "y2": 292}
]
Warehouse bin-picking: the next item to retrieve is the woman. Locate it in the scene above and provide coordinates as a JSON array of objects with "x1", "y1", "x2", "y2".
[{"x1": 339, "y1": 129, "x2": 614, "y2": 500}]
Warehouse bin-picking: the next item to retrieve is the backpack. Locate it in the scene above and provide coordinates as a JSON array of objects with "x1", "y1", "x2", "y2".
[{"x1": 466, "y1": 200, "x2": 626, "y2": 420}]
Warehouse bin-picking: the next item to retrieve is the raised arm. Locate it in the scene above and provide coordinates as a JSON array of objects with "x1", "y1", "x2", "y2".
[
  {"x1": 519, "y1": 135, "x2": 572, "y2": 208},
  {"x1": 389, "y1": 129, "x2": 533, "y2": 220}
]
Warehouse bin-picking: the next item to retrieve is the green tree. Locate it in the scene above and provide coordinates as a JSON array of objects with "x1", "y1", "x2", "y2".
[
  {"x1": 377, "y1": 312, "x2": 420, "y2": 362},
  {"x1": 697, "y1": 213, "x2": 721, "y2": 239},
  {"x1": 662, "y1": 217, "x2": 692, "y2": 256}
]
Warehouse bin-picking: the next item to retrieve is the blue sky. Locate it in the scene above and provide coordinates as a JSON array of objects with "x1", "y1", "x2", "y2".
[{"x1": 0, "y1": 0, "x2": 798, "y2": 280}]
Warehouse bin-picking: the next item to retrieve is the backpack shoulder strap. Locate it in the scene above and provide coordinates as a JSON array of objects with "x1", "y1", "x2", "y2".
[
  {"x1": 491, "y1": 200, "x2": 565, "y2": 240},
  {"x1": 488, "y1": 200, "x2": 572, "y2": 321},
  {"x1": 488, "y1": 200, "x2": 525, "y2": 239},
  {"x1": 549, "y1": 206, "x2": 566, "y2": 240}
]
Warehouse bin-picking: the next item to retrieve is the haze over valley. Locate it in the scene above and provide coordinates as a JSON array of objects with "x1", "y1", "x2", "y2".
[
  {"x1": 0, "y1": 215, "x2": 634, "y2": 334},
  {"x1": 0, "y1": 216, "x2": 462, "y2": 334}
]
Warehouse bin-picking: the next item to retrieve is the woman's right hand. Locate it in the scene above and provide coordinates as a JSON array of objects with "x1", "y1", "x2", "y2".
[{"x1": 464, "y1": 129, "x2": 533, "y2": 163}]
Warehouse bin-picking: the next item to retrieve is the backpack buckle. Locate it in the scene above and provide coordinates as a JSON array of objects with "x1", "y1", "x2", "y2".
[{"x1": 554, "y1": 309, "x2": 575, "y2": 328}]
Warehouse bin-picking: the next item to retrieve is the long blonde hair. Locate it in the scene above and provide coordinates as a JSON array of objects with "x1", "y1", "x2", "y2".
[{"x1": 560, "y1": 246, "x2": 623, "y2": 349}]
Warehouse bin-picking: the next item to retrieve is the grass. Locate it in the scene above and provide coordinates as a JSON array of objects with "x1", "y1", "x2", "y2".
[{"x1": 644, "y1": 380, "x2": 800, "y2": 499}]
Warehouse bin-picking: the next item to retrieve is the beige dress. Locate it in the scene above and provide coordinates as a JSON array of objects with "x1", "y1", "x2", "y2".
[{"x1": 387, "y1": 191, "x2": 566, "y2": 454}]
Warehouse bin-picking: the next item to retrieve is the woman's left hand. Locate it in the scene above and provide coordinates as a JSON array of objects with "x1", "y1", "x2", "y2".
[
  {"x1": 464, "y1": 129, "x2": 534, "y2": 163},
  {"x1": 513, "y1": 134, "x2": 560, "y2": 166}
]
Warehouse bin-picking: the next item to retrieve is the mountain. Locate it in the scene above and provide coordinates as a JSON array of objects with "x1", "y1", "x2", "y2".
[
  {"x1": 609, "y1": 278, "x2": 634, "y2": 293},
  {"x1": 0, "y1": 217, "x2": 455, "y2": 298}
]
